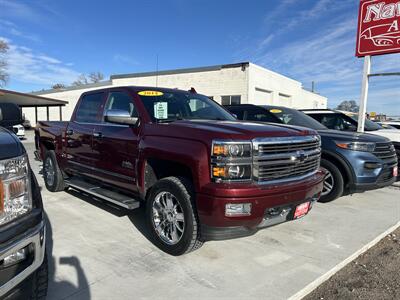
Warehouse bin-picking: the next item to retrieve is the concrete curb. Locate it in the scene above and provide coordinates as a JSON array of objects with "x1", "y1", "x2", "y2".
[{"x1": 288, "y1": 220, "x2": 400, "y2": 300}]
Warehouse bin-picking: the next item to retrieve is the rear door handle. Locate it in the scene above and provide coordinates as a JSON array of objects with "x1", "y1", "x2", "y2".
[
  {"x1": 93, "y1": 132, "x2": 103, "y2": 138},
  {"x1": 66, "y1": 129, "x2": 74, "y2": 136}
]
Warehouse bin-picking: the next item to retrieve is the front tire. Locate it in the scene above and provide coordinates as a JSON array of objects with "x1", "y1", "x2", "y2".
[
  {"x1": 146, "y1": 177, "x2": 203, "y2": 256},
  {"x1": 319, "y1": 159, "x2": 344, "y2": 203},
  {"x1": 43, "y1": 150, "x2": 65, "y2": 192},
  {"x1": 29, "y1": 253, "x2": 48, "y2": 300}
]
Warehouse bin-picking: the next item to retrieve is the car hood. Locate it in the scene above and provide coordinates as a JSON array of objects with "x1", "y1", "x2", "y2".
[
  {"x1": 145, "y1": 120, "x2": 317, "y2": 141},
  {"x1": 0, "y1": 127, "x2": 25, "y2": 159},
  {"x1": 317, "y1": 129, "x2": 390, "y2": 143}
]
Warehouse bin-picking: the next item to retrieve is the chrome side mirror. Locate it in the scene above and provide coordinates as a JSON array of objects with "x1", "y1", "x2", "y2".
[{"x1": 105, "y1": 109, "x2": 139, "y2": 126}]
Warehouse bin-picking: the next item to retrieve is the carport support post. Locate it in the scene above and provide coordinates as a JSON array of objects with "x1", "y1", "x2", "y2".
[
  {"x1": 35, "y1": 107, "x2": 38, "y2": 125},
  {"x1": 59, "y1": 106, "x2": 62, "y2": 121},
  {"x1": 357, "y1": 55, "x2": 371, "y2": 133},
  {"x1": 46, "y1": 106, "x2": 49, "y2": 121}
]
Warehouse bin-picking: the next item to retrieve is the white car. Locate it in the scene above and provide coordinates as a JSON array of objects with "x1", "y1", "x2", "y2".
[
  {"x1": 12, "y1": 124, "x2": 25, "y2": 139},
  {"x1": 378, "y1": 121, "x2": 400, "y2": 130}
]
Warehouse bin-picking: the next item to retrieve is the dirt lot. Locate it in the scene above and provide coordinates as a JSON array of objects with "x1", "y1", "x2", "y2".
[{"x1": 305, "y1": 227, "x2": 400, "y2": 300}]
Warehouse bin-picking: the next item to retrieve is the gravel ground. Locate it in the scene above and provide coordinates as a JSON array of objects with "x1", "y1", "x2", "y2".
[{"x1": 305, "y1": 226, "x2": 400, "y2": 300}]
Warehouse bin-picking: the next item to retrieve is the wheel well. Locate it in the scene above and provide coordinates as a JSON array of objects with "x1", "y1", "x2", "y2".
[
  {"x1": 321, "y1": 152, "x2": 351, "y2": 188},
  {"x1": 41, "y1": 140, "x2": 55, "y2": 151},
  {"x1": 144, "y1": 159, "x2": 194, "y2": 196}
]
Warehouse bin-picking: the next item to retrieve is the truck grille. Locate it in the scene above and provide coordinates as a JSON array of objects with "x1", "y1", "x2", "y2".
[
  {"x1": 373, "y1": 142, "x2": 397, "y2": 162},
  {"x1": 253, "y1": 136, "x2": 321, "y2": 183}
]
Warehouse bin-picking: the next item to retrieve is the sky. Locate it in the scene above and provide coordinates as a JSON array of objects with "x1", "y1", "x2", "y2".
[{"x1": 0, "y1": 0, "x2": 399, "y2": 115}]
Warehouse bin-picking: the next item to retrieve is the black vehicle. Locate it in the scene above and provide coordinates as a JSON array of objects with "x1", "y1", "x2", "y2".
[
  {"x1": 225, "y1": 104, "x2": 397, "y2": 202},
  {"x1": 0, "y1": 103, "x2": 47, "y2": 299}
]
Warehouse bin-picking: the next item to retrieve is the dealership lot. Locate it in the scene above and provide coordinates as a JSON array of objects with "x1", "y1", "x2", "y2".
[{"x1": 23, "y1": 132, "x2": 400, "y2": 300}]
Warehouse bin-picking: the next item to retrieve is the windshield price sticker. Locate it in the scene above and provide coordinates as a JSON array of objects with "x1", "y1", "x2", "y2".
[
  {"x1": 138, "y1": 90, "x2": 164, "y2": 96},
  {"x1": 154, "y1": 102, "x2": 168, "y2": 119}
]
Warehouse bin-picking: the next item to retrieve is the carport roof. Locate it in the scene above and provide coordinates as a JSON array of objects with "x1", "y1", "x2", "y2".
[{"x1": 0, "y1": 89, "x2": 67, "y2": 107}]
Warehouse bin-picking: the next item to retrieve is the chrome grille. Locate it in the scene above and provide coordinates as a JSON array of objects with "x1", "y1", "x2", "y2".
[
  {"x1": 373, "y1": 142, "x2": 397, "y2": 161},
  {"x1": 253, "y1": 136, "x2": 321, "y2": 183}
]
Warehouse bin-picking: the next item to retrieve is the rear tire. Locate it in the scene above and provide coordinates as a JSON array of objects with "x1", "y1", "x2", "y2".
[
  {"x1": 146, "y1": 176, "x2": 203, "y2": 256},
  {"x1": 319, "y1": 159, "x2": 344, "y2": 203},
  {"x1": 43, "y1": 150, "x2": 65, "y2": 192}
]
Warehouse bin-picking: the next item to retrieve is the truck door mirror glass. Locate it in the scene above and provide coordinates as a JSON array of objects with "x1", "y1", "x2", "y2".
[
  {"x1": 0, "y1": 103, "x2": 23, "y2": 127},
  {"x1": 105, "y1": 109, "x2": 139, "y2": 126}
]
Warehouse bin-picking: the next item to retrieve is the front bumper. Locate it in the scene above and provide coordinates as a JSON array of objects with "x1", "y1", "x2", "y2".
[
  {"x1": 350, "y1": 165, "x2": 397, "y2": 192},
  {"x1": 197, "y1": 170, "x2": 325, "y2": 241},
  {"x1": 0, "y1": 221, "x2": 46, "y2": 298}
]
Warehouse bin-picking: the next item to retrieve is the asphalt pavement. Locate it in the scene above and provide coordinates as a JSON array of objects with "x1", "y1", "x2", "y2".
[{"x1": 22, "y1": 131, "x2": 400, "y2": 300}]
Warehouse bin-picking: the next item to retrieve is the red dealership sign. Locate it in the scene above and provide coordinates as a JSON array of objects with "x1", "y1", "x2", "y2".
[{"x1": 356, "y1": 0, "x2": 400, "y2": 57}]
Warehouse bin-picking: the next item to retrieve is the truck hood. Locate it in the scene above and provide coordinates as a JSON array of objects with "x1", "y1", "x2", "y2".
[
  {"x1": 0, "y1": 127, "x2": 25, "y2": 159},
  {"x1": 145, "y1": 120, "x2": 316, "y2": 141},
  {"x1": 318, "y1": 129, "x2": 390, "y2": 143}
]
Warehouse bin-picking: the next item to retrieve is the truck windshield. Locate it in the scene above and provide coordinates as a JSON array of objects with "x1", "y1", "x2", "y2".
[
  {"x1": 262, "y1": 106, "x2": 327, "y2": 130},
  {"x1": 138, "y1": 91, "x2": 236, "y2": 122}
]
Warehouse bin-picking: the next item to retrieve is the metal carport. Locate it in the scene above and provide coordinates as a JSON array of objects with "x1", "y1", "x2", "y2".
[{"x1": 0, "y1": 89, "x2": 67, "y2": 124}]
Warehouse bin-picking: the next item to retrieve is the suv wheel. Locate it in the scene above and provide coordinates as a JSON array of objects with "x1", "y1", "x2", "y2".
[
  {"x1": 43, "y1": 150, "x2": 65, "y2": 192},
  {"x1": 319, "y1": 159, "x2": 344, "y2": 203},
  {"x1": 146, "y1": 177, "x2": 203, "y2": 255}
]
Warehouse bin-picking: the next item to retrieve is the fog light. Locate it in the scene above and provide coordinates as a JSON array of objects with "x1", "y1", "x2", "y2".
[
  {"x1": 225, "y1": 203, "x2": 252, "y2": 216},
  {"x1": 1, "y1": 246, "x2": 28, "y2": 267},
  {"x1": 364, "y1": 162, "x2": 381, "y2": 169}
]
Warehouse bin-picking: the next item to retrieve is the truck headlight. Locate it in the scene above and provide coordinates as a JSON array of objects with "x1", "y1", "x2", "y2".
[
  {"x1": 211, "y1": 141, "x2": 252, "y2": 182},
  {"x1": 0, "y1": 155, "x2": 32, "y2": 226},
  {"x1": 335, "y1": 141, "x2": 375, "y2": 152}
]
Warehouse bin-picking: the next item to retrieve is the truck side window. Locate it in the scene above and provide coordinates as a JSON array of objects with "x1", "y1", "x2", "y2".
[
  {"x1": 105, "y1": 92, "x2": 138, "y2": 118},
  {"x1": 75, "y1": 93, "x2": 104, "y2": 123}
]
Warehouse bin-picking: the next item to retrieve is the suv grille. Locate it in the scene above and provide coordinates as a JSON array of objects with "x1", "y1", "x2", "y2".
[
  {"x1": 253, "y1": 136, "x2": 321, "y2": 183},
  {"x1": 373, "y1": 142, "x2": 397, "y2": 163}
]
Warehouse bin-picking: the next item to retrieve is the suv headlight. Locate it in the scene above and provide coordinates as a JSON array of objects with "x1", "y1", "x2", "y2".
[
  {"x1": 0, "y1": 155, "x2": 32, "y2": 226},
  {"x1": 335, "y1": 141, "x2": 375, "y2": 152},
  {"x1": 211, "y1": 141, "x2": 252, "y2": 182}
]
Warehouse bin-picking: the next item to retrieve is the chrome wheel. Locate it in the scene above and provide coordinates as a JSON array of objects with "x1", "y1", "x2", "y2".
[
  {"x1": 44, "y1": 157, "x2": 55, "y2": 187},
  {"x1": 322, "y1": 168, "x2": 334, "y2": 196},
  {"x1": 152, "y1": 191, "x2": 185, "y2": 245}
]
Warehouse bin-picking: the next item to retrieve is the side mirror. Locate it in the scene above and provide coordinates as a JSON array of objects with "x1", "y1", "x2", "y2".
[
  {"x1": 105, "y1": 109, "x2": 139, "y2": 126},
  {"x1": 0, "y1": 103, "x2": 23, "y2": 128}
]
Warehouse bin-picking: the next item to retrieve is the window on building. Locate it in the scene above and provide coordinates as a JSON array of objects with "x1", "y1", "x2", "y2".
[
  {"x1": 75, "y1": 92, "x2": 104, "y2": 123},
  {"x1": 221, "y1": 95, "x2": 241, "y2": 105},
  {"x1": 105, "y1": 91, "x2": 138, "y2": 118}
]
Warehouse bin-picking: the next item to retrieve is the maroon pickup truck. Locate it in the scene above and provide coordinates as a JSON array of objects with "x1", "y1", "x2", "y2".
[{"x1": 35, "y1": 86, "x2": 324, "y2": 255}]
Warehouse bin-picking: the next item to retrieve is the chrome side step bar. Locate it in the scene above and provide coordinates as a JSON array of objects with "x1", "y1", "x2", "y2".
[{"x1": 65, "y1": 177, "x2": 140, "y2": 210}]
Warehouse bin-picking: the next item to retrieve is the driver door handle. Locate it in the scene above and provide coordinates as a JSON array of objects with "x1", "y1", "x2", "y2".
[{"x1": 93, "y1": 132, "x2": 103, "y2": 138}]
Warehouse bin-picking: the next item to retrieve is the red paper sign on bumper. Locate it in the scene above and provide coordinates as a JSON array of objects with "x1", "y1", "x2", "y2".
[{"x1": 356, "y1": 0, "x2": 400, "y2": 57}]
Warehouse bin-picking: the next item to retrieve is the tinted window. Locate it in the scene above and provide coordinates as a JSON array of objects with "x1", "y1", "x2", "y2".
[
  {"x1": 75, "y1": 93, "x2": 103, "y2": 123},
  {"x1": 265, "y1": 107, "x2": 327, "y2": 130},
  {"x1": 310, "y1": 113, "x2": 356, "y2": 131},
  {"x1": 348, "y1": 115, "x2": 382, "y2": 131},
  {"x1": 105, "y1": 92, "x2": 138, "y2": 118},
  {"x1": 245, "y1": 109, "x2": 281, "y2": 123}
]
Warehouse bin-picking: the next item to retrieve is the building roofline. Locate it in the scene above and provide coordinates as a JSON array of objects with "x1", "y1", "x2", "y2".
[
  {"x1": 31, "y1": 80, "x2": 113, "y2": 95},
  {"x1": 110, "y1": 62, "x2": 250, "y2": 80},
  {"x1": 0, "y1": 89, "x2": 68, "y2": 106}
]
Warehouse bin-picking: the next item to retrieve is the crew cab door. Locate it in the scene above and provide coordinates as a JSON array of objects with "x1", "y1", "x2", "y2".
[
  {"x1": 65, "y1": 92, "x2": 105, "y2": 177},
  {"x1": 91, "y1": 90, "x2": 140, "y2": 193}
]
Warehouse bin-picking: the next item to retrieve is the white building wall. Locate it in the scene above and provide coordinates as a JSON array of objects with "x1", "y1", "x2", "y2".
[
  {"x1": 248, "y1": 63, "x2": 327, "y2": 109},
  {"x1": 31, "y1": 62, "x2": 327, "y2": 126},
  {"x1": 111, "y1": 67, "x2": 249, "y2": 104}
]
